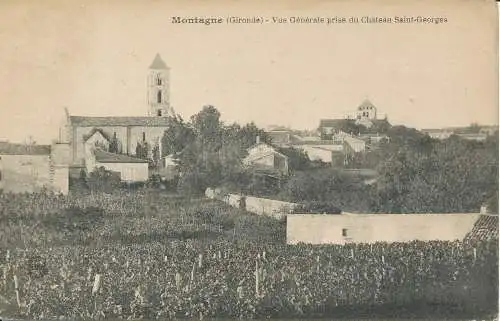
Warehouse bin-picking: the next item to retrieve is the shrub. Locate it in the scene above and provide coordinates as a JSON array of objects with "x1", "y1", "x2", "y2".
[{"x1": 292, "y1": 201, "x2": 342, "y2": 214}]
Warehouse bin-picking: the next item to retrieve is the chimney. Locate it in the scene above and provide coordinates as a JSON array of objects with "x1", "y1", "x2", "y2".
[{"x1": 256, "y1": 135, "x2": 260, "y2": 144}]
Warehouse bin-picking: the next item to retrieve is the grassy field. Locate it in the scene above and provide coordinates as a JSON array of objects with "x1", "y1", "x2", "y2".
[{"x1": 0, "y1": 189, "x2": 497, "y2": 320}]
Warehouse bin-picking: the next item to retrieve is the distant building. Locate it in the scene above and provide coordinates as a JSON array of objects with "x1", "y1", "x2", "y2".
[
  {"x1": 62, "y1": 54, "x2": 175, "y2": 179},
  {"x1": 266, "y1": 130, "x2": 294, "y2": 146},
  {"x1": 420, "y1": 129, "x2": 454, "y2": 140},
  {"x1": 0, "y1": 142, "x2": 70, "y2": 194},
  {"x1": 290, "y1": 141, "x2": 343, "y2": 163},
  {"x1": 343, "y1": 99, "x2": 378, "y2": 121},
  {"x1": 421, "y1": 125, "x2": 498, "y2": 141},
  {"x1": 243, "y1": 137, "x2": 289, "y2": 176},
  {"x1": 320, "y1": 99, "x2": 388, "y2": 137}
]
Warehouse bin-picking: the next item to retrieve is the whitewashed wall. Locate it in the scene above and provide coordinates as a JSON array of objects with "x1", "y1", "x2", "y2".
[
  {"x1": 205, "y1": 188, "x2": 299, "y2": 221},
  {"x1": 52, "y1": 167, "x2": 69, "y2": 195},
  {"x1": 97, "y1": 162, "x2": 149, "y2": 182},
  {"x1": 0, "y1": 155, "x2": 51, "y2": 193},
  {"x1": 287, "y1": 213, "x2": 482, "y2": 245}
]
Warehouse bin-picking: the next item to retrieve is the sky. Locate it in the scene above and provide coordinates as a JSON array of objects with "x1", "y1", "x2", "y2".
[{"x1": 0, "y1": 0, "x2": 498, "y2": 144}]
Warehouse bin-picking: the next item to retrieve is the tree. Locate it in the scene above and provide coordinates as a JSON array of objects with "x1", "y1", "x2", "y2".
[
  {"x1": 108, "y1": 132, "x2": 119, "y2": 153},
  {"x1": 373, "y1": 130, "x2": 498, "y2": 213},
  {"x1": 151, "y1": 143, "x2": 161, "y2": 168},
  {"x1": 277, "y1": 147, "x2": 312, "y2": 172},
  {"x1": 161, "y1": 115, "x2": 195, "y2": 157},
  {"x1": 191, "y1": 105, "x2": 222, "y2": 144}
]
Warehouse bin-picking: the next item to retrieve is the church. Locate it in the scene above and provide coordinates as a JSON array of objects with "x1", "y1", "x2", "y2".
[{"x1": 61, "y1": 54, "x2": 176, "y2": 180}]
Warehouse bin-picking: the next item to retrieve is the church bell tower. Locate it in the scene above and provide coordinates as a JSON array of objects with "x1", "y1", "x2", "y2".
[{"x1": 147, "y1": 54, "x2": 173, "y2": 117}]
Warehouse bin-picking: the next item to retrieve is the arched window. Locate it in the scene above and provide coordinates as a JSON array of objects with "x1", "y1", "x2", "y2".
[
  {"x1": 156, "y1": 76, "x2": 162, "y2": 86},
  {"x1": 157, "y1": 90, "x2": 162, "y2": 104}
]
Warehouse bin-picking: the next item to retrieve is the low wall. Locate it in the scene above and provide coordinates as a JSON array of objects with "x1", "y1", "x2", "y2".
[
  {"x1": 205, "y1": 188, "x2": 299, "y2": 220},
  {"x1": 287, "y1": 213, "x2": 482, "y2": 244}
]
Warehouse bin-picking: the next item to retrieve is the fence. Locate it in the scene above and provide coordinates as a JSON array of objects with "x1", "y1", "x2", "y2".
[{"x1": 205, "y1": 188, "x2": 299, "y2": 220}]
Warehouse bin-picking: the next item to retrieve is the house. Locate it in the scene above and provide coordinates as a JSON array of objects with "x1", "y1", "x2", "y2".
[
  {"x1": 266, "y1": 129, "x2": 309, "y2": 147},
  {"x1": 318, "y1": 119, "x2": 346, "y2": 138},
  {"x1": 86, "y1": 148, "x2": 149, "y2": 182},
  {"x1": 343, "y1": 135, "x2": 366, "y2": 153},
  {"x1": 421, "y1": 125, "x2": 498, "y2": 141},
  {"x1": 0, "y1": 142, "x2": 70, "y2": 194},
  {"x1": 242, "y1": 137, "x2": 289, "y2": 176},
  {"x1": 61, "y1": 54, "x2": 175, "y2": 178},
  {"x1": 291, "y1": 141, "x2": 343, "y2": 163},
  {"x1": 420, "y1": 129, "x2": 454, "y2": 140},
  {"x1": 266, "y1": 130, "x2": 293, "y2": 146},
  {"x1": 287, "y1": 212, "x2": 485, "y2": 245}
]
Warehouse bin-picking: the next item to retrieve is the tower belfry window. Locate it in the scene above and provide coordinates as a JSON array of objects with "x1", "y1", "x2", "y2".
[
  {"x1": 156, "y1": 76, "x2": 162, "y2": 86},
  {"x1": 157, "y1": 90, "x2": 162, "y2": 104}
]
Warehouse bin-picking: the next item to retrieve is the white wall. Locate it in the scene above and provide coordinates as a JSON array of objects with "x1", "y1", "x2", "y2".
[
  {"x1": 205, "y1": 188, "x2": 299, "y2": 221},
  {"x1": 52, "y1": 167, "x2": 69, "y2": 195},
  {"x1": 97, "y1": 162, "x2": 149, "y2": 182},
  {"x1": 300, "y1": 146, "x2": 336, "y2": 163},
  {"x1": 0, "y1": 154, "x2": 51, "y2": 193},
  {"x1": 287, "y1": 213, "x2": 481, "y2": 244}
]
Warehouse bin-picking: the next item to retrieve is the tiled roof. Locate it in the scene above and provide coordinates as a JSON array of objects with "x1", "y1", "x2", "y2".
[
  {"x1": 69, "y1": 116, "x2": 173, "y2": 127},
  {"x1": 0, "y1": 143, "x2": 50, "y2": 156},
  {"x1": 94, "y1": 150, "x2": 148, "y2": 164},
  {"x1": 149, "y1": 53, "x2": 168, "y2": 70},
  {"x1": 464, "y1": 214, "x2": 498, "y2": 241}
]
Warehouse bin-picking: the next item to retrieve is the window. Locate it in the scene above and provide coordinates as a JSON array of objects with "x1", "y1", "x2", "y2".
[
  {"x1": 142, "y1": 132, "x2": 146, "y2": 141},
  {"x1": 342, "y1": 228, "x2": 348, "y2": 237},
  {"x1": 157, "y1": 90, "x2": 162, "y2": 104},
  {"x1": 156, "y1": 76, "x2": 162, "y2": 86},
  {"x1": 157, "y1": 109, "x2": 162, "y2": 116}
]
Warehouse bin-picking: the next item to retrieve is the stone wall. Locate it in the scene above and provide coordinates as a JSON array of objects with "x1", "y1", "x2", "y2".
[{"x1": 205, "y1": 188, "x2": 299, "y2": 221}]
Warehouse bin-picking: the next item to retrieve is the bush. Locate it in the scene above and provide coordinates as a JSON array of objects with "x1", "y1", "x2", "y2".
[
  {"x1": 86, "y1": 167, "x2": 121, "y2": 193},
  {"x1": 292, "y1": 201, "x2": 342, "y2": 214}
]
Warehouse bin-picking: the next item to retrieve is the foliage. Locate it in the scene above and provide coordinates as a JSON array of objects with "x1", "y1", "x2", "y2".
[
  {"x1": 108, "y1": 132, "x2": 119, "y2": 154},
  {"x1": 291, "y1": 201, "x2": 342, "y2": 214},
  {"x1": 86, "y1": 166, "x2": 121, "y2": 193},
  {"x1": 135, "y1": 141, "x2": 149, "y2": 159},
  {"x1": 277, "y1": 146, "x2": 312, "y2": 172},
  {"x1": 279, "y1": 168, "x2": 372, "y2": 213},
  {"x1": 161, "y1": 115, "x2": 195, "y2": 157},
  {"x1": 373, "y1": 132, "x2": 498, "y2": 213}
]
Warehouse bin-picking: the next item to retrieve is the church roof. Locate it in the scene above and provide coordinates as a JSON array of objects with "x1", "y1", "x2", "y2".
[
  {"x1": 149, "y1": 54, "x2": 168, "y2": 70},
  {"x1": 94, "y1": 150, "x2": 149, "y2": 164},
  {"x1": 69, "y1": 116, "x2": 172, "y2": 127},
  {"x1": 83, "y1": 128, "x2": 111, "y2": 142},
  {"x1": 0, "y1": 142, "x2": 51, "y2": 156},
  {"x1": 357, "y1": 99, "x2": 376, "y2": 110}
]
